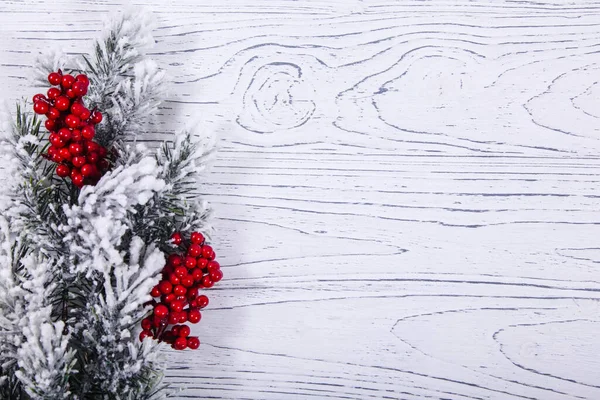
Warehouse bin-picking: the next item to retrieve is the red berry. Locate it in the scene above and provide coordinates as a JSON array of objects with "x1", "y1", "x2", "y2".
[
  {"x1": 47, "y1": 146, "x2": 58, "y2": 158},
  {"x1": 174, "y1": 337, "x2": 187, "y2": 350},
  {"x1": 190, "y1": 232, "x2": 204, "y2": 244},
  {"x1": 181, "y1": 275, "x2": 194, "y2": 288},
  {"x1": 158, "y1": 280, "x2": 173, "y2": 295},
  {"x1": 207, "y1": 261, "x2": 220, "y2": 272},
  {"x1": 91, "y1": 111, "x2": 103, "y2": 124},
  {"x1": 56, "y1": 164, "x2": 70, "y2": 178},
  {"x1": 45, "y1": 119, "x2": 56, "y2": 131},
  {"x1": 154, "y1": 304, "x2": 168, "y2": 318},
  {"x1": 32, "y1": 93, "x2": 46, "y2": 103},
  {"x1": 46, "y1": 107, "x2": 61, "y2": 120},
  {"x1": 164, "y1": 293, "x2": 176, "y2": 304},
  {"x1": 61, "y1": 75, "x2": 75, "y2": 89},
  {"x1": 191, "y1": 268, "x2": 203, "y2": 281},
  {"x1": 168, "y1": 254, "x2": 183, "y2": 267},
  {"x1": 170, "y1": 232, "x2": 183, "y2": 246},
  {"x1": 188, "y1": 309, "x2": 201, "y2": 323},
  {"x1": 173, "y1": 285, "x2": 187, "y2": 297},
  {"x1": 169, "y1": 274, "x2": 181, "y2": 285},
  {"x1": 71, "y1": 173, "x2": 84, "y2": 188},
  {"x1": 187, "y1": 287, "x2": 199, "y2": 300},
  {"x1": 141, "y1": 318, "x2": 152, "y2": 330},
  {"x1": 54, "y1": 96, "x2": 70, "y2": 111},
  {"x1": 185, "y1": 256, "x2": 196, "y2": 269},
  {"x1": 49, "y1": 133, "x2": 64, "y2": 148},
  {"x1": 174, "y1": 266, "x2": 187, "y2": 278},
  {"x1": 179, "y1": 312, "x2": 188, "y2": 323},
  {"x1": 86, "y1": 152, "x2": 99, "y2": 164},
  {"x1": 75, "y1": 74, "x2": 89, "y2": 86},
  {"x1": 71, "y1": 81, "x2": 87, "y2": 96},
  {"x1": 197, "y1": 295, "x2": 209, "y2": 308},
  {"x1": 71, "y1": 129, "x2": 82, "y2": 141},
  {"x1": 65, "y1": 114, "x2": 81, "y2": 128},
  {"x1": 201, "y1": 245, "x2": 213, "y2": 259},
  {"x1": 170, "y1": 301, "x2": 184, "y2": 313},
  {"x1": 150, "y1": 285, "x2": 161, "y2": 297},
  {"x1": 210, "y1": 269, "x2": 223, "y2": 283},
  {"x1": 33, "y1": 101, "x2": 49, "y2": 115},
  {"x1": 69, "y1": 142, "x2": 84, "y2": 156},
  {"x1": 188, "y1": 244, "x2": 202, "y2": 258},
  {"x1": 81, "y1": 125, "x2": 95, "y2": 140},
  {"x1": 178, "y1": 325, "x2": 191, "y2": 338},
  {"x1": 72, "y1": 156, "x2": 86, "y2": 168},
  {"x1": 80, "y1": 108, "x2": 91, "y2": 121},
  {"x1": 208, "y1": 250, "x2": 215, "y2": 261},
  {"x1": 197, "y1": 258, "x2": 208, "y2": 270},
  {"x1": 48, "y1": 72, "x2": 62, "y2": 86},
  {"x1": 71, "y1": 102, "x2": 84, "y2": 116},
  {"x1": 85, "y1": 141, "x2": 99, "y2": 153},
  {"x1": 168, "y1": 312, "x2": 180, "y2": 325},
  {"x1": 58, "y1": 128, "x2": 72, "y2": 141},
  {"x1": 47, "y1": 87, "x2": 61, "y2": 100},
  {"x1": 58, "y1": 148, "x2": 72, "y2": 161},
  {"x1": 187, "y1": 337, "x2": 200, "y2": 349},
  {"x1": 139, "y1": 330, "x2": 152, "y2": 342},
  {"x1": 81, "y1": 164, "x2": 96, "y2": 177},
  {"x1": 202, "y1": 276, "x2": 214, "y2": 288}
]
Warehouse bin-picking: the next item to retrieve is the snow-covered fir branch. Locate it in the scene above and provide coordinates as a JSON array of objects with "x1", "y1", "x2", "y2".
[{"x1": 83, "y1": 10, "x2": 167, "y2": 147}]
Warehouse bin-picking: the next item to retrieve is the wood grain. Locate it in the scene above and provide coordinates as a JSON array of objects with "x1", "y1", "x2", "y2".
[{"x1": 1, "y1": 1, "x2": 600, "y2": 399}]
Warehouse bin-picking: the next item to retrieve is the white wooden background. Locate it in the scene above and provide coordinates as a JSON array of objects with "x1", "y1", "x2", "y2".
[{"x1": 1, "y1": 1, "x2": 600, "y2": 399}]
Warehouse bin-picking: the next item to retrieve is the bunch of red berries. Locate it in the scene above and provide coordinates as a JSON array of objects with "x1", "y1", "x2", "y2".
[
  {"x1": 140, "y1": 231, "x2": 223, "y2": 350},
  {"x1": 33, "y1": 70, "x2": 109, "y2": 188}
]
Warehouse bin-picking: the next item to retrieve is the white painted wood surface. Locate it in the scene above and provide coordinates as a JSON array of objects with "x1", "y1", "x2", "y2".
[{"x1": 1, "y1": 1, "x2": 600, "y2": 398}]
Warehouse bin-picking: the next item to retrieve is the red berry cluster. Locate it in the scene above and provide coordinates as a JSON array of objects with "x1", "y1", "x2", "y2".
[
  {"x1": 140, "y1": 231, "x2": 223, "y2": 350},
  {"x1": 33, "y1": 70, "x2": 109, "y2": 188}
]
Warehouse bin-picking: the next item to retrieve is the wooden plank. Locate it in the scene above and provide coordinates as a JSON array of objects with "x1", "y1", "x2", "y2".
[{"x1": 1, "y1": 1, "x2": 599, "y2": 399}]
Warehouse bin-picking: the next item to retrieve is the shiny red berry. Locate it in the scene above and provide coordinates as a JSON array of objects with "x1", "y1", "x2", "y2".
[
  {"x1": 168, "y1": 312, "x2": 180, "y2": 325},
  {"x1": 197, "y1": 295, "x2": 209, "y2": 308},
  {"x1": 61, "y1": 74, "x2": 75, "y2": 89},
  {"x1": 170, "y1": 232, "x2": 183, "y2": 246},
  {"x1": 207, "y1": 261, "x2": 220, "y2": 271},
  {"x1": 48, "y1": 72, "x2": 62, "y2": 86},
  {"x1": 71, "y1": 81, "x2": 87, "y2": 96},
  {"x1": 188, "y1": 244, "x2": 202, "y2": 258},
  {"x1": 91, "y1": 111, "x2": 102, "y2": 124},
  {"x1": 65, "y1": 114, "x2": 80, "y2": 128},
  {"x1": 141, "y1": 318, "x2": 152, "y2": 330},
  {"x1": 170, "y1": 301, "x2": 184, "y2": 313},
  {"x1": 49, "y1": 133, "x2": 64, "y2": 147},
  {"x1": 174, "y1": 266, "x2": 187, "y2": 278},
  {"x1": 45, "y1": 119, "x2": 56, "y2": 131},
  {"x1": 33, "y1": 101, "x2": 49, "y2": 115},
  {"x1": 210, "y1": 269, "x2": 223, "y2": 283},
  {"x1": 202, "y1": 276, "x2": 214, "y2": 288},
  {"x1": 69, "y1": 142, "x2": 84, "y2": 156},
  {"x1": 188, "y1": 309, "x2": 201, "y2": 323},
  {"x1": 191, "y1": 268, "x2": 203, "y2": 281},
  {"x1": 58, "y1": 148, "x2": 72, "y2": 162},
  {"x1": 190, "y1": 232, "x2": 204, "y2": 244},
  {"x1": 178, "y1": 325, "x2": 191, "y2": 338},
  {"x1": 174, "y1": 337, "x2": 187, "y2": 350},
  {"x1": 181, "y1": 275, "x2": 194, "y2": 288},
  {"x1": 168, "y1": 254, "x2": 183, "y2": 267},
  {"x1": 201, "y1": 245, "x2": 213, "y2": 259},
  {"x1": 150, "y1": 285, "x2": 161, "y2": 297},
  {"x1": 54, "y1": 96, "x2": 70, "y2": 111},
  {"x1": 56, "y1": 164, "x2": 70, "y2": 178},
  {"x1": 164, "y1": 293, "x2": 176, "y2": 303},
  {"x1": 197, "y1": 258, "x2": 208, "y2": 270},
  {"x1": 187, "y1": 337, "x2": 200, "y2": 349},
  {"x1": 75, "y1": 74, "x2": 89, "y2": 86},
  {"x1": 58, "y1": 128, "x2": 72, "y2": 141},
  {"x1": 179, "y1": 312, "x2": 188, "y2": 323},
  {"x1": 72, "y1": 156, "x2": 86, "y2": 168},
  {"x1": 185, "y1": 256, "x2": 196, "y2": 269},
  {"x1": 46, "y1": 107, "x2": 61, "y2": 120},
  {"x1": 71, "y1": 102, "x2": 84, "y2": 116},
  {"x1": 47, "y1": 87, "x2": 61, "y2": 99},
  {"x1": 71, "y1": 173, "x2": 84, "y2": 188},
  {"x1": 158, "y1": 280, "x2": 172, "y2": 295},
  {"x1": 80, "y1": 108, "x2": 91, "y2": 121},
  {"x1": 173, "y1": 285, "x2": 187, "y2": 297},
  {"x1": 154, "y1": 304, "x2": 168, "y2": 318},
  {"x1": 32, "y1": 93, "x2": 46, "y2": 103},
  {"x1": 169, "y1": 274, "x2": 181, "y2": 285},
  {"x1": 139, "y1": 330, "x2": 152, "y2": 342},
  {"x1": 81, "y1": 125, "x2": 95, "y2": 140},
  {"x1": 86, "y1": 152, "x2": 99, "y2": 164}
]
